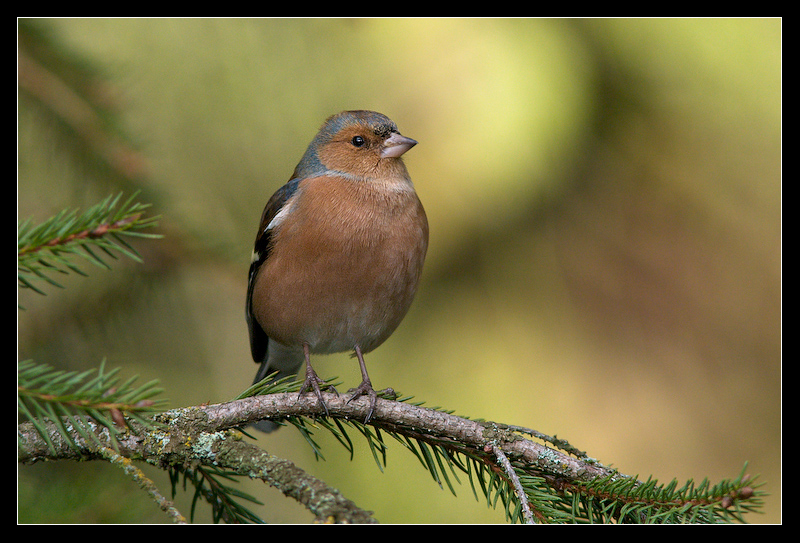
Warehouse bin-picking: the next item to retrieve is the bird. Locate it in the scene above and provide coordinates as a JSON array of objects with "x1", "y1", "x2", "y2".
[{"x1": 246, "y1": 110, "x2": 428, "y2": 432}]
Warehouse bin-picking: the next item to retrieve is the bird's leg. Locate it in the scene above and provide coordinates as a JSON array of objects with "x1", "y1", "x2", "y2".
[
  {"x1": 347, "y1": 345, "x2": 383, "y2": 424},
  {"x1": 299, "y1": 343, "x2": 337, "y2": 415}
]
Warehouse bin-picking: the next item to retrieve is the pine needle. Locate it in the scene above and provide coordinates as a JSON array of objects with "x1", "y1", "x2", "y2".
[{"x1": 17, "y1": 191, "x2": 161, "y2": 297}]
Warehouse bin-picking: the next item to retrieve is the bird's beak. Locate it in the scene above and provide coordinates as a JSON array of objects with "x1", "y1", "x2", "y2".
[{"x1": 381, "y1": 132, "x2": 418, "y2": 158}]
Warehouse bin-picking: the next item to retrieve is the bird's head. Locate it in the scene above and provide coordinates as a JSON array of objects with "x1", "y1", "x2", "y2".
[{"x1": 294, "y1": 110, "x2": 417, "y2": 181}]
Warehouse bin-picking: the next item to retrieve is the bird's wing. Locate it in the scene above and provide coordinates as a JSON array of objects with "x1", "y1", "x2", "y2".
[{"x1": 246, "y1": 178, "x2": 301, "y2": 363}]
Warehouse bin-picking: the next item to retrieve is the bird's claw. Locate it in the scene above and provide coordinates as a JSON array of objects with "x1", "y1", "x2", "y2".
[
  {"x1": 299, "y1": 365, "x2": 338, "y2": 416},
  {"x1": 347, "y1": 380, "x2": 381, "y2": 424}
]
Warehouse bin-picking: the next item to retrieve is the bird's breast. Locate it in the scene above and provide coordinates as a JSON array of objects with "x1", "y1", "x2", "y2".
[{"x1": 251, "y1": 175, "x2": 428, "y2": 354}]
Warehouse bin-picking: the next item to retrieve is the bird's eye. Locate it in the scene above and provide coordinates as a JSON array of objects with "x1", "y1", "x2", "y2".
[{"x1": 351, "y1": 136, "x2": 365, "y2": 147}]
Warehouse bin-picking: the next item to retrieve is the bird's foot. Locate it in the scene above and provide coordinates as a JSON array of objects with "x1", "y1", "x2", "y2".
[
  {"x1": 299, "y1": 365, "x2": 338, "y2": 415},
  {"x1": 347, "y1": 380, "x2": 384, "y2": 424}
]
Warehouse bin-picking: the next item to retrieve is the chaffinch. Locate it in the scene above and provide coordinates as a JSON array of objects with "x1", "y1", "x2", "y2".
[{"x1": 246, "y1": 110, "x2": 428, "y2": 431}]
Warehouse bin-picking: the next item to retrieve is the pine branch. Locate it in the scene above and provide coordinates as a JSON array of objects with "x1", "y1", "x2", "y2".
[
  {"x1": 17, "y1": 359, "x2": 166, "y2": 455},
  {"x1": 17, "y1": 192, "x2": 161, "y2": 296},
  {"x1": 17, "y1": 413, "x2": 378, "y2": 524},
  {"x1": 18, "y1": 378, "x2": 765, "y2": 524}
]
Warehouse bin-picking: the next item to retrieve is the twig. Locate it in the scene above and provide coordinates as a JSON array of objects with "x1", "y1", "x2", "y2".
[
  {"x1": 99, "y1": 446, "x2": 187, "y2": 524},
  {"x1": 491, "y1": 444, "x2": 534, "y2": 524},
  {"x1": 18, "y1": 215, "x2": 142, "y2": 257}
]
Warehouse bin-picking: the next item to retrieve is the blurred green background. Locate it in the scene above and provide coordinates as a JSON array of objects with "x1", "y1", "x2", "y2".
[{"x1": 17, "y1": 18, "x2": 780, "y2": 524}]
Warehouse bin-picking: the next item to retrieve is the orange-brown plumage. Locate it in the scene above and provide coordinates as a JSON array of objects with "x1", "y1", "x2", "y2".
[{"x1": 251, "y1": 174, "x2": 427, "y2": 353}]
